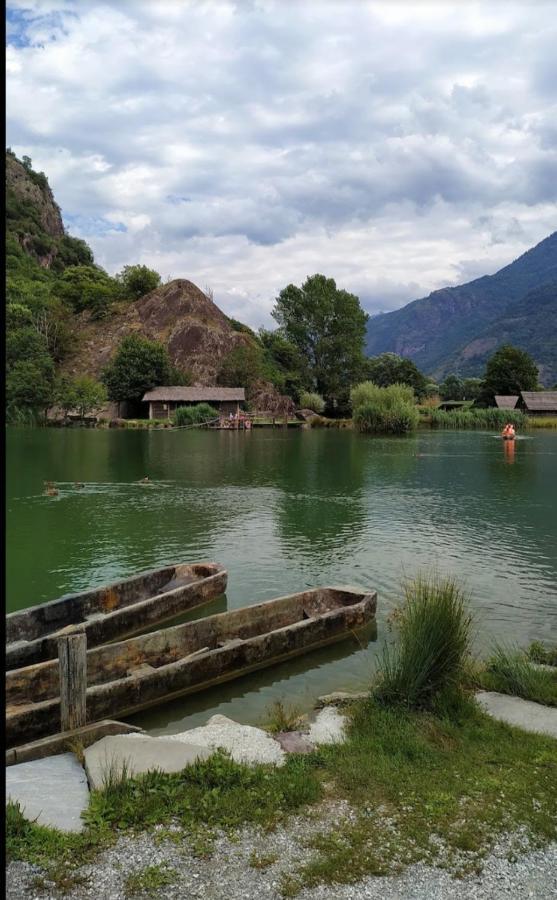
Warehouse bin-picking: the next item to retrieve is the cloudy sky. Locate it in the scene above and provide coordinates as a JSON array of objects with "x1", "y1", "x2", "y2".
[{"x1": 6, "y1": 0, "x2": 557, "y2": 327}]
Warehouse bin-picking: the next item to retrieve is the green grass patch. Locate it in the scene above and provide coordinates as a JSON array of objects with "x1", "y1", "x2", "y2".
[
  {"x1": 527, "y1": 416, "x2": 557, "y2": 428},
  {"x1": 124, "y1": 863, "x2": 177, "y2": 896},
  {"x1": 478, "y1": 645, "x2": 557, "y2": 706},
  {"x1": 527, "y1": 641, "x2": 557, "y2": 667}
]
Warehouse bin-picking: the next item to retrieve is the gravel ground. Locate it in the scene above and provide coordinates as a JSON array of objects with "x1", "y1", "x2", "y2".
[{"x1": 6, "y1": 803, "x2": 557, "y2": 900}]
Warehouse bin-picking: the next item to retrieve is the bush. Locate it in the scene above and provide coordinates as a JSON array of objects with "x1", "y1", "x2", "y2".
[
  {"x1": 429, "y1": 408, "x2": 527, "y2": 429},
  {"x1": 299, "y1": 392, "x2": 325, "y2": 414},
  {"x1": 351, "y1": 382, "x2": 419, "y2": 434},
  {"x1": 174, "y1": 403, "x2": 219, "y2": 426},
  {"x1": 374, "y1": 573, "x2": 473, "y2": 710}
]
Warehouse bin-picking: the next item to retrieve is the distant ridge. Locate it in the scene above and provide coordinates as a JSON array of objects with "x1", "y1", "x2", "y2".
[{"x1": 365, "y1": 233, "x2": 557, "y2": 385}]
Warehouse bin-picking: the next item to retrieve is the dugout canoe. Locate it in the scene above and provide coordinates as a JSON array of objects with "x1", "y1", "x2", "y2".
[
  {"x1": 5, "y1": 562, "x2": 227, "y2": 671},
  {"x1": 6, "y1": 585, "x2": 377, "y2": 747}
]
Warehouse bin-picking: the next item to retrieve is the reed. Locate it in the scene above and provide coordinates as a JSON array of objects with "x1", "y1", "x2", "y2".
[
  {"x1": 480, "y1": 644, "x2": 557, "y2": 706},
  {"x1": 429, "y1": 408, "x2": 527, "y2": 429}
]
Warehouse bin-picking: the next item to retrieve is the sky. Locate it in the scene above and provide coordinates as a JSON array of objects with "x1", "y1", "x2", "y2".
[{"x1": 6, "y1": 0, "x2": 557, "y2": 328}]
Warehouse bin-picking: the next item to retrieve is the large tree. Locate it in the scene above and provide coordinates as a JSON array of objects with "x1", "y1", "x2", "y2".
[
  {"x1": 102, "y1": 334, "x2": 183, "y2": 404},
  {"x1": 480, "y1": 344, "x2": 539, "y2": 405},
  {"x1": 364, "y1": 352, "x2": 427, "y2": 399},
  {"x1": 272, "y1": 274, "x2": 368, "y2": 407}
]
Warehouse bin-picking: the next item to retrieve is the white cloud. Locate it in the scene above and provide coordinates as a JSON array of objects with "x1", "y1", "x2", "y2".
[{"x1": 6, "y1": 0, "x2": 557, "y2": 326}]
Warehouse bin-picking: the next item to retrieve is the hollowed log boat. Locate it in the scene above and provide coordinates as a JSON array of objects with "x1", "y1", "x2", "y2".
[
  {"x1": 5, "y1": 562, "x2": 227, "y2": 671},
  {"x1": 6, "y1": 585, "x2": 377, "y2": 748}
]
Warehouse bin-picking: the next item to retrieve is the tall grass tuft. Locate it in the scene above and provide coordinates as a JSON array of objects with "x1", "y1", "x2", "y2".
[
  {"x1": 374, "y1": 573, "x2": 473, "y2": 710},
  {"x1": 351, "y1": 382, "x2": 419, "y2": 434},
  {"x1": 174, "y1": 403, "x2": 219, "y2": 426},
  {"x1": 299, "y1": 392, "x2": 325, "y2": 414},
  {"x1": 480, "y1": 644, "x2": 557, "y2": 706}
]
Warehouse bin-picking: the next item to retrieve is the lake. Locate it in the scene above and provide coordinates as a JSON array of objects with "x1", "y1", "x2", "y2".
[{"x1": 6, "y1": 426, "x2": 557, "y2": 735}]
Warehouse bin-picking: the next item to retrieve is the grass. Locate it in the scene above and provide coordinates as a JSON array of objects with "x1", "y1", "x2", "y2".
[
  {"x1": 264, "y1": 699, "x2": 305, "y2": 734},
  {"x1": 478, "y1": 644, "x2": 557, "y2": 707},
  {"x1": 429, "y1": 408, "x2": 527, "y2": 429},
  {"x1": 527, "y1": 416, "x2": 557, "y2": 428},
  {"x1": 527, "y1": 641, "x2": 557, "y2": 667},
  {"x1": 124, "y1": 863, "x2": 177, "y2": 896},
  {"x1": 374, "y1": 574, "x2": 473, "y2": 710}
]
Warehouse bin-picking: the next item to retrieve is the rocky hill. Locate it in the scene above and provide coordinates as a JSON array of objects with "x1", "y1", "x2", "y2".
[
  {"x1": 63, "y1": 279, "x2": 253, "y2": 385},
  {"x1": 366, "y1": 233, "x2": 557, "y2": 384}
]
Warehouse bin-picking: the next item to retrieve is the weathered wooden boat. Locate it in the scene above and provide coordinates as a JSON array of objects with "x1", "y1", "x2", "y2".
[
  {"x1": 5, "y1": 562, "x2": 227, "y2": 671},
  {"x1": 6, "y1": 585, "x2": 377, "y2": 747}
]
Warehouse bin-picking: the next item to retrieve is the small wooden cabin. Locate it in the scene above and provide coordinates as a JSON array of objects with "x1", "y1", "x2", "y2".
[
  {"x1": 519, "y1": 391, "x2": 557, "y2": 417},
  {"x1": 143, "y1": 387, "x2": 245, "y2": 420},
  {"x1": 494, "y1": 395, "x2": 519, "y2": 410}
]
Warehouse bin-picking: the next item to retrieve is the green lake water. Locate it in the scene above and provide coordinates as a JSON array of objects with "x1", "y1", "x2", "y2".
[{"x1": 6, "y1": 427, "x2": 557, "y2": 735}]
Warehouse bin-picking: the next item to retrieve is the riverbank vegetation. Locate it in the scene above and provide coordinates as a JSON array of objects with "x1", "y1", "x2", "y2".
[
  {"x1": 351, "y1": 382, "x2": 420, "y2": 434},
  {"x1": 477, "y1": 645, "x2": 557, "y2": 707},
  {"x1": 174, "y1": 403, "x2": 219, "y2": 426},
  {"x1": 429, "y1": 408, "x2": 527, "y2": 429},
  {"x1": 7, "y1": 575, "x2": 557, "y2": 895}
]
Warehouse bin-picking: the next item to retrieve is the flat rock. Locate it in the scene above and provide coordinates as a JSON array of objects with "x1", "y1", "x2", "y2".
[
  {"x1": 84, "y1": 735, "x2": 212, "y2": 790},
  {"x1": 167, "y1": 714, "x2": 286, "y2": 766},
  {"x1": 476, "y1": 691, "x2": 557, "y2": 738},
  {"x1": 274, "y1": 731, "x2": 316, "y2": 754},
  {"x1": 5, "y1": 752, "x2": 89, "y2": 832},
  {"x1": 308, "y1": 706, "x2": 347, "y2": 745},
  {"x1": 315, "y1": 691, "x2": 368, "y2": 708}
]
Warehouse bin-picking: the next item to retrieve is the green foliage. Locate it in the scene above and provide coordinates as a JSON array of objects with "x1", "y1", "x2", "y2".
[
  {"x1": 462, "y1": 377, "x2": 483, "y2": 400},
  {"x1": 264, "y1": 700, "x2": 304, "y2": 734},
  {"x1": 56, "y1": 265, "x2": 121, "y2": 318},
  {"x1": 364, "y1": 353, "x2": 427, "y2": 399},
  {"x1": 116, "y1": 264, "x2": 161, "y2": 301},
  {"x1": 429, "y1": 408, "x2": 527, "y2": 429},
  {"x1": 258, "y1": 328, "x2": 310, "y2": 401},
  {"x1": 479, "y1": 645, "x2": 557, "y2": 706},
  {"x1": 174, "y1": 403, "x2": 219, "y2": 426},
  {"x1": 53, "y1": 235, "x2": 94, "y2": 270},
  {"x1": 527, "y1": 642, "x2": 557, "y2": 667},
  {"x1": 217, "y1": 342, "x2": 266, "y2": 392},
  {"x1": 102, "y1": 335, "x2": 176, "y2": 404},
  {"x1": 351, "y1": 382, "x2": 419, "y2": 434},
  {"x1": 272, "y1": 274, "x2": 368, "y2": 405},
  {"x1": 299, "y1": 392, "x2": 325, "y2": 414},
  {"x1": 480, "y1": 344, "x2": 539, "y2": 405},
  {"x1": 374, "y1": 573, "x2": 473, "y2": 710},
  {"x1": 124, "y1": 863, "x2": 177, "y2": 896},
  {"x1": 229, "y1": 318, "x2": 256, "y2": 336},
  {"x1": 440, "y1": 373, "x2": 464, "y2": 400},
  {"x1": 56, "y1": 376, "x2": 107, "y2": 418}
]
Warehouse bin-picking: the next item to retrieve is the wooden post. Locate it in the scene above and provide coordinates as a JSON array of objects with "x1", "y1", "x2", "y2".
[{"x1": 58, "y1": 629, "x2": 87, "y2": 733}]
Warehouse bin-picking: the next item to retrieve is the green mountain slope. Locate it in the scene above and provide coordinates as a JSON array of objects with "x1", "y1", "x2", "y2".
[{"x1": 365, "y1": 233, "x2": 557, "y2": 384}]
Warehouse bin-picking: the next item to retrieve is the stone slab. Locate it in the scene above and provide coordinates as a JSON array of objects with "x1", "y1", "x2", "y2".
[
  {"x1": 84, "y1": 735, "x2": 212, "y2": 790},
  {"x1": 315, "y1": 691, "x2": 369, "y2": 708},
  {"x1": 308, "y1": 706, "x2": 347, "y2": 745},
  {"x1": 167, "y1": 714, "x2": 286, "y2": 766},
  {"x1": 274, "y1": 731, "x2": 316, "y2": 754},
  {"x1": 476, "y1": 691, "x2": 557, "y2": 738},
  {"x1": 5, "y1": 752, "x2": 89, "y2": 832}
]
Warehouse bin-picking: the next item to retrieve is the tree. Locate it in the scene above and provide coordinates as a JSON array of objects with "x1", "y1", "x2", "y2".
[
  {"x1": 363, "y1": 352, "x2": 427, "y2": 399},
  {"x1": 217, "y1": 343, "x2": 266, "y2": 392},
  {"x1": 462, "y1": 378, "x2": 483, "y2": 401},
  {"x1": 117, "y1": 264, "x2": 161, "y2": 300},
  {"x1": 272, "y1": 274, "x2": 368, "y2": 406},
  {"x1": 6, "y1": 357, "x2": 55, "y2": 419},
  {"x1": 440, "y1": 374, "x2": 465, "y2": 401},
  {"x1": 57, "y1": 265, "x2": 120, "y2": 318},
  {"x1": 480, "y1": 344, "x2": 539, "y2": 405},
  {"x1": 57, "y1": 376, "x2": 107, "y2": 419},
  {"x1": 102, "y1": 335, "x2": 177, "y2": 404}
]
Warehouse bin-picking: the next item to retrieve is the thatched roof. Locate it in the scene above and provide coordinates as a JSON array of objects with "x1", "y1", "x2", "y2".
[
  {"x1": 495, "y1": 395, "x2": 519, "y2": 409},
  {"x1": 521, "y1": 391, "x2": 557, "y2": 412},
  {"x1": 143, "y1": 387, "x2": 245, "y2": 402}
]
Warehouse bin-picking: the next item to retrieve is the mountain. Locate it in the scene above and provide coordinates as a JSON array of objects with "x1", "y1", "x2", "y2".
[
  {"x1": 366, "y1": 233, "x2": 557, "y2": 385},
  {"x1": 62, "y1": 279, "x2": 253, "y2": 385}
]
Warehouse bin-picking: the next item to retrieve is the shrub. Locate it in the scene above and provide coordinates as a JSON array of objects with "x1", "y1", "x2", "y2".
[
  {"x1": 527, "y1": 641, "x2": 557, "y2": 667},
  {"x1": 374, "y1": 573, "x2": 473, "y2": 710},
  {"x1": 174, "y1": 403, "x2": 219, "y2": 426},
  {"x1": 351, "y1": 382, "x2": 419, "y2": 434},
  {"x1": 299, "y1": 392, "x2": 325, "y2": 414}
]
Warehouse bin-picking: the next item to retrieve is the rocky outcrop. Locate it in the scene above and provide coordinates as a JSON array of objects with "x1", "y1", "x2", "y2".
[
  {"x1": 6, "y1": 153, "x2": 65, "y2": 240},
  {"x1": 63, "y1": 279, "x2": 253, "y2": 383}
]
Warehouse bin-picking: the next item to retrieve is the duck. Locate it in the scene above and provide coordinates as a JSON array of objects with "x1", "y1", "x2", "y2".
[
  {"x1": 45, "y1": 487, "x2": 59, "y2": 496},
  {"x1": 139, "y1": 476, "x2": 150, "y2": 484}
]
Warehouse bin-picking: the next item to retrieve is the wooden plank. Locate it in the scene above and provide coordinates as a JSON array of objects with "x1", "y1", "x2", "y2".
[
  {"x1": 58, "y1": 630, "x2": 87, "y2": 732},
  {"x1": 6, "y1": 720, "x2": 145, "y2": 766}
]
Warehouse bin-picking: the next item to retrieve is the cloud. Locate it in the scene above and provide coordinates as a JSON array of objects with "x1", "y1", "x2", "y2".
[{"x1": 6, "y1": 0, "x2": 557, "y2": 326}]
